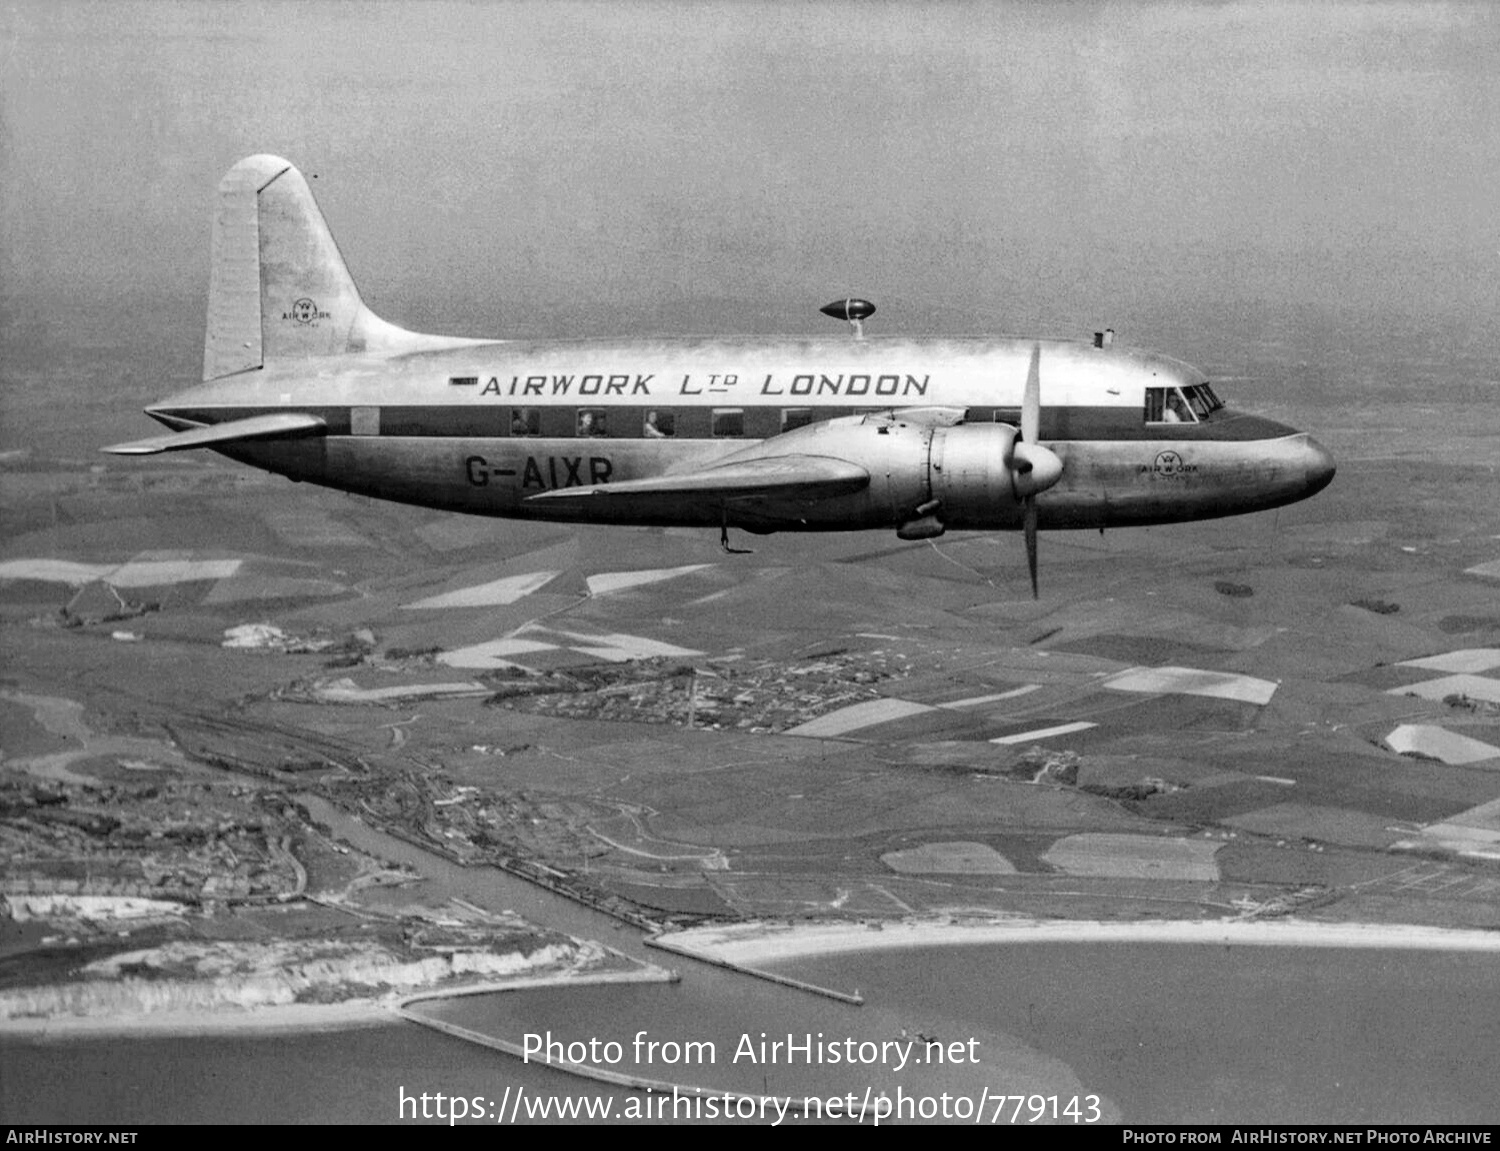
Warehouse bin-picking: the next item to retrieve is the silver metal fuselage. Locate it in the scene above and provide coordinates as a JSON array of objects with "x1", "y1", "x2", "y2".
[{"x1": 145, "y1": 334, "x2": 1335, "y2": 534}]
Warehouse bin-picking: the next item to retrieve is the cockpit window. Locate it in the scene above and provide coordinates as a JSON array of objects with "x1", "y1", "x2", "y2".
[
  {"x1": 1145, "y1": 386, "x2": 1198, "y2": 424},
  {"x1": 1183, "y1": 383, "x2": 1223, "y2": 416}
]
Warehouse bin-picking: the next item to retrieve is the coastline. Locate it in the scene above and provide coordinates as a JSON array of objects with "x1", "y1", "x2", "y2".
[
  {"x1": 0, "y1": 960, "x2": 677, "y2": 1040},
  {"x1": 9, "y1": 915, "x2": 1498, "y2": 1041},
  {"x1": 0, "y1": 997, "x2": 397, "y2": 1039},
  {"x1": 656, "y1": 915, "x2": 1500, "y2": 967}
]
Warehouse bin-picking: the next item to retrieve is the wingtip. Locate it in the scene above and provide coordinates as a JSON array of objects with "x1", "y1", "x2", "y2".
[{"x1": 101, "y1": 440, "x2": 165, "y2": 456}]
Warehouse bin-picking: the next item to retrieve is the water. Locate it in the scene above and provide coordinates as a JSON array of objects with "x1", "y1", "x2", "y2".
[
  {"x1": 5, "y1": 941, "x2": 1494, "y2": 1124},
  {"x1": 782, "y1": 942, "x2": 1500, "y2": 1125}
]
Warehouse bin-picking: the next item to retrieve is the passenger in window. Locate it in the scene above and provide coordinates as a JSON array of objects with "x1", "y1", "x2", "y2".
[
  {"x1": 643, "y1": 410, "x2": 671, "y2": 438},
  {"x1": 511, "y1": 409, "x2": 537, "y2": 435},
  {"x1": 578, "y1": 410, "x2": 606, "y2": 437}
]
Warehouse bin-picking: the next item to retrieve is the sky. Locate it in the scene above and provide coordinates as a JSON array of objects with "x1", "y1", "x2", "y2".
[{"x1": 2, "y1": 1, "x2": 1498, "y2": 392}]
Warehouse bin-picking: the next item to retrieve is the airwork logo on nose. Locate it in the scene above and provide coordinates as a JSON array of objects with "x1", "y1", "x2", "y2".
[
  {"x1": 285, "y1": 298, "x2": 330, "y2": 325},
  {"x1": 1145, "y1": 450, "x2": 1199, "y2": 478}
]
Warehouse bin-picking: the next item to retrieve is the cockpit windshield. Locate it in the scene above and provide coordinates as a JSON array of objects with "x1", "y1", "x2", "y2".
[{"x1": 1185, "y1": 383, "x2": 1223, "y2": 415}]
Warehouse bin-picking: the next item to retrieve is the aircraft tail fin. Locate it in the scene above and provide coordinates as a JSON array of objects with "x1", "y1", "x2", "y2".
[{"x1": 203, "y1": 155, "x2": 481, "y2": 381}]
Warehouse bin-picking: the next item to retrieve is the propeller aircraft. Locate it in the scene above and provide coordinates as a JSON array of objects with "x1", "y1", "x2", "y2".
[{"x1": 105, "y1": 155, "x2": 1336, "y2": 595}]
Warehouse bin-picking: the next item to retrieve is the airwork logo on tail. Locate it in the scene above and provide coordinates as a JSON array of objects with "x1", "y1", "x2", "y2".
[{"x1": 284, "y1": 298, "x2": 331, "y2": 325}]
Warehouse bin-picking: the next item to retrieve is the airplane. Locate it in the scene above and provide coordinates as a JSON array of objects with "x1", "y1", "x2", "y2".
[{"x1": 105, "y1": 154, "x2": 1335, "y2": 596}]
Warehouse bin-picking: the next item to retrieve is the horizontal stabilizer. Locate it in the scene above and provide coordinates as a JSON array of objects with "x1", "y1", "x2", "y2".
[
  {"x1": 102, "y1": 412, "x2": 327, "y2": 455},
  {"x1": 525, "y1": 454, "x2": 869, "y2": 505}
]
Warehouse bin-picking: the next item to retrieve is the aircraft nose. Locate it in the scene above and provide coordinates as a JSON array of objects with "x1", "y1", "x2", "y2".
[{"x1": 1302, "y1": 435, "x2": 1336, "y2": 496}]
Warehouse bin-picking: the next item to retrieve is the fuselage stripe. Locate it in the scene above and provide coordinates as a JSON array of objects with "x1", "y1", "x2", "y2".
[{"x1": 152, "y1": 404, "x2": 1298, "y2": 444}]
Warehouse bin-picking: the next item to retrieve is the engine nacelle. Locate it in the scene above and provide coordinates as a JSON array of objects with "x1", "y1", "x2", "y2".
[
  {"x1": 929, "y1": 422, "x2": 1020, "y2": 522},
  {"x1": 719, "y1": 416, "x2": 1060, "y2": 534}
]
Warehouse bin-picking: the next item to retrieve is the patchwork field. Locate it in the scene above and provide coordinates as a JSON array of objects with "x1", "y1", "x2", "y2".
[{"x1": 4, "y1": 398, "x2": 1500, "y2": 939}]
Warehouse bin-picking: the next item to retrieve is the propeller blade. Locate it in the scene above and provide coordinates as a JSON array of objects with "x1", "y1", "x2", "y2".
[
  {"x1": 1022, "y1": 342, "x2": 1041, "y2": 445},
  {"x1": 1013, "y1": 342, "x2": 1049, "y2": 596},
  {"x1": 1024, "y1": 495, "x2": 1039, "y2": 598}
]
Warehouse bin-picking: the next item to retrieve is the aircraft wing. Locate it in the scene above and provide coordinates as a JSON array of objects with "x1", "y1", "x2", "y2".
[
  {"x1": 102, "y1": 413, "x2": 327, "y2": 455},
  {"x1": 524, "y1": 454, "x2": 869, "y2": 507}
]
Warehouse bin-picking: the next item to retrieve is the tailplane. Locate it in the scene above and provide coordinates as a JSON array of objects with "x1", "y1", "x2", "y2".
[{"x1": 203, "y1": 155, "x2": 482, "y2": 380}]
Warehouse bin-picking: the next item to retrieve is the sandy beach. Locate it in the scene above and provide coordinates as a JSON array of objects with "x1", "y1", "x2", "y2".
[{"x1": 656, "y1": 916, "x2": 1500, "y2": 968}]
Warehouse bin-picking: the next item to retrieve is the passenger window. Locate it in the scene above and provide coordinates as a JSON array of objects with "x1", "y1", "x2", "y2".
[
  {"x1": 510, "y1": 407, "x2": 540, "y2": 436},
  {"x1": 643, "y1": 409, "x2": 674, "y2": 438},
  {"x1": 577, "y1": 408, "x2": 607, "y2": 437},
  {"x1": 781, "y1": 408, "x2": 813, "y2": 431},
  {"x1": 712, "y1": 408, "x2": 745, "y2": 437},
  {"x1": 350, "y1": 406, "x2": 380, "y2": 436}
]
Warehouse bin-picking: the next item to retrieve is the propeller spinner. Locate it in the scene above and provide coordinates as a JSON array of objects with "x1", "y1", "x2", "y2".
[{"x1": 1010, "y1": 343, "x2": 1064, "y2": 597}]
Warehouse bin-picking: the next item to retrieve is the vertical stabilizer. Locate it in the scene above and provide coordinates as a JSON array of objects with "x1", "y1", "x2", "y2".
[
  {"x1": 203, "y1": 155, "x2": 484, "y2": 381},
  {"x1": 255, "y1": 159, "x2": 365, "y2": 364}
]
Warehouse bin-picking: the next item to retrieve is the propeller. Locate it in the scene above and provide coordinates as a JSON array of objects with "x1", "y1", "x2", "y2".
[{"x1": 1010, "y1": 343, "x2": 1064, "y2": 598}]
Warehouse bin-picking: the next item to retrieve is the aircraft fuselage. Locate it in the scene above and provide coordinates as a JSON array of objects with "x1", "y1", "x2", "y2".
[{"x1": 146, "y1": 334, "x2": 1334, "y2": 533}]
